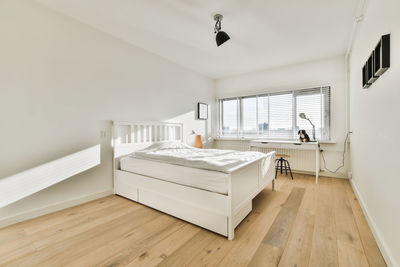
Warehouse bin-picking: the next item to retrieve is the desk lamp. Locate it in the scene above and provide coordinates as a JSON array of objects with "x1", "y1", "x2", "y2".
[{"x1": 299, "y1": 113, "x2": 316, "y2": 141}]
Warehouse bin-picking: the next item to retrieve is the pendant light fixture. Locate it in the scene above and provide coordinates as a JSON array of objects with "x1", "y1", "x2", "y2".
[{"x1": 214, "y1": 14, "x2": 230, "y2": 47}]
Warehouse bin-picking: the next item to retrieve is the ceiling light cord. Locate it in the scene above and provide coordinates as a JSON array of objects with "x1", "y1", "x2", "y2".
[
  {"x1": 320, "y1": 131, "x2": 351, "y2": 173},
  {"x1": 214, "y1": 19, "x2": 221, "y2": 33}
]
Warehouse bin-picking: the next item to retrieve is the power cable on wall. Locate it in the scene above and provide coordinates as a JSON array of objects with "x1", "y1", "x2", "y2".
[{"x1": 320, "y1": 131, "x2": 351, "y2": 173}]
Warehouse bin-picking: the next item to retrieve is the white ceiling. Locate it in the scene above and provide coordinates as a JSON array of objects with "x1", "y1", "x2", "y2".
[{"x1": 37, "y1": 0, "x2": 359, "y2": 79}]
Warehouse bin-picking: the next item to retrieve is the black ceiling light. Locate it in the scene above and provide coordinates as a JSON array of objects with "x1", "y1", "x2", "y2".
[{"x1": 214, "y1": 14, "x2": 230, "y2": 47}]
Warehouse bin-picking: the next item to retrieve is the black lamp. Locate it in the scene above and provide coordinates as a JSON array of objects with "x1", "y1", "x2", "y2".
[{"x1": 214, "y1": 14, "x2": 230, "y2": 47}]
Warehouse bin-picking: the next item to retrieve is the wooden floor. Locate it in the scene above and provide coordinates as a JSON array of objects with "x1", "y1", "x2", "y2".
[{"x1": 0, "y1": 174, "x2": 386, "y2": 267}]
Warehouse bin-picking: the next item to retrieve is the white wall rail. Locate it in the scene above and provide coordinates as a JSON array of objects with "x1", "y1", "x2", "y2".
[{"x1": 0, "y1": 145, "x2": 101, "y2": 208}]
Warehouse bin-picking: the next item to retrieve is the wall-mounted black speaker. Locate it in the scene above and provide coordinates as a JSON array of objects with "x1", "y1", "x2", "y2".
[
  {"x1": 367, "y1": 52, "x2": 379, "y2": 84},
  {"x1": 362, "y1": 64, "x2": 371, "y2": 89},
  {"x1": 362, "y1": 34, "x2": 390, "y2": 89},
  {"x1": 374, "y1": 34, "x2": 390, "y2": 76}
]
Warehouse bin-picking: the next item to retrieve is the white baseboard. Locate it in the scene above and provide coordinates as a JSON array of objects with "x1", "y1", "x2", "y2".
[
  {"x1": 291, "y1": 169, "x2": 348, "y2": 179},
  {"x1": 350, "y1": 180, "x2": 397, "y2": 267},
  {"x1": 0, "y1": 189, "x2": 113, "y2": 228}
]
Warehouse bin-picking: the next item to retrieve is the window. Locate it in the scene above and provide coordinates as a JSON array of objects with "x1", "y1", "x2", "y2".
[
  {"x1": 221, "y1": 98, "x2": 238, "y2": 135},
  {"x1": 218, "y1": 86, "x2": 330, "y2": 140}
]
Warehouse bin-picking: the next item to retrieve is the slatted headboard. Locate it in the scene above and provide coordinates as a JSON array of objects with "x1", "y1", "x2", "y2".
[{"x1": 112, "y1": 121, "x2": 183, "y2": 158}]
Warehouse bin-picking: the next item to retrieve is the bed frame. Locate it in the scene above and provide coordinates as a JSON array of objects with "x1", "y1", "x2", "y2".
[{"x1": 112, "y1": 121, "x2": 275, "y2": 240}]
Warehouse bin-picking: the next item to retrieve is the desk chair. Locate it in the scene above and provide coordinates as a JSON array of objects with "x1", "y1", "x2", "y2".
[{"x1": 275, "y1": 154, "x2": 294, "y2": 180}]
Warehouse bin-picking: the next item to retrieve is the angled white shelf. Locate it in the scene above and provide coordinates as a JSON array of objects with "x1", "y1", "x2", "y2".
[{"x1": 0, "y1": 145, "x2": 101, "y2": 208}]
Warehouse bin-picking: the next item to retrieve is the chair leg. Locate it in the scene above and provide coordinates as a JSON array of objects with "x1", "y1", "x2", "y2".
[
  {"x1": 287, "y1": 161, "x2": 294, "y2": 180},
  {"x1": 284, "y1": 160, "x2": 288, "y2": 175},
  {"x1": 280, "y1": 158, "x2": 283, "y2": 174},
  {"x1": 275, "y1": 159, "x2": 279, "y2": 178}
]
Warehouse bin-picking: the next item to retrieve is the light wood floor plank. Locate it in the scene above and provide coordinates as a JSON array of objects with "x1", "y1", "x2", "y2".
[
  {"x1": 214, "y1": 174, "x2": 297, "y2": 267},
  {"x1": 75, "y1": 218, "x2": 185, "y2": 267},
  {"x1": 0, "y1": 201, "x2": 138, "y2": 265},
  {"x1": 40, "y1": 207, "x2": 163, "y2": 267},
  {"x1": 309, "y1": 177, "x2": 339, "y2": 267},
  {"x1": 332, "y1": 179, "x2": 369, "y2": 267},
  {"x1": 338, "y1": 240, "x2": 369, "y2": 267},
  {"x1": 344, "y1": 182, "x2": 386, "y2": 267},
  {"x1": 0, "y1": 174, "x2": 385, "y2": 267},
  {"x1": 3, "y1": 205, "x2": 159, "y2": 266},
  {"x1": 0, "y1": 200, "x2": 135, "y2": 260},
  {"x1": 262, "y1": 187, "x2": 305, "y2": 248},
  {"x1": 168, "y1": 180, "x2": 291, "y2": 267},
  {"x1": 217, "y1": 191, "x2": 289, "y2": 267},
  {"x1": 278, "y1": 176, "x2": 317, "y2": 267},
  {"x1": 27, "y1": 196, "x2": 126, "y2": 235},
  {"x1": 157, "y1": 230, "x2": 219, "y2": 266},
  {"x1": 249, "y1": 187, "x2": 305, "y2": 266},
  {"x1": 126, "y1": 223, "x2": 201, "y2": 267}
]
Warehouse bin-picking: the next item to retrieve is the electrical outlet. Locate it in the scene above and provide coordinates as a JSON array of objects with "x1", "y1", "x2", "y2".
[{"x1": 100, "y1": 131, "x2": 107, "y2": 138}]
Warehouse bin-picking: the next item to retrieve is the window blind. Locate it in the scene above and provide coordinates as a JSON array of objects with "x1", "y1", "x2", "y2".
[
  {"x1": 242, "y1": 96, "x2": 257, "y2": 134},
  {"x1": 269, "y1": 93, "x2": 293, "y2": 139},
  {"x1": 295, "y1": 87, "x2": 330, "y2": 140},
  {"x1": 218, "y1": 86, "x2": 331, "y2": 140},
  {"x1": 257, "y1": 95, "x2": 269, "y2": 136}
]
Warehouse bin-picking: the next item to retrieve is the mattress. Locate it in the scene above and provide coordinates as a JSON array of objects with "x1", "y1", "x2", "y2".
[
  {"x1": 119, "y1": 157, "x2": 230, "y2": 194},
  {"x1": 132, "y1": 141, "x2": 269, "y2": 173}
]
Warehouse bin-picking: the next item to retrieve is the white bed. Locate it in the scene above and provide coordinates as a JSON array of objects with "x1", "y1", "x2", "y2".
[{"x1": 113, "y1": 121, "x2": 276, "y2": 240}]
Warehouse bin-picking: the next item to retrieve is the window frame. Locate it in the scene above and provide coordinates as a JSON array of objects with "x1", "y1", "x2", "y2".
[{"x1": 217, "y1": 86, "x2": 331, "y2": 141}]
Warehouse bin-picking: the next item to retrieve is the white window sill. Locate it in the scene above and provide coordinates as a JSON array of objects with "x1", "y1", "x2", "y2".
[{"x1": 214, "y1": 137, "x2": 336, "y2": 144}]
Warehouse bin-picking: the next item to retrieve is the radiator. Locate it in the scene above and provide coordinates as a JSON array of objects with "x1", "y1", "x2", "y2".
[{"x1": 215, "y1": 140, "x2": 316, "y2": 173}]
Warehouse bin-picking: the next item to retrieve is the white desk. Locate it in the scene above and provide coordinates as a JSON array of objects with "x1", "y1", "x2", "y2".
[{"x1": 249, "y1": 139, "x2": 320, "y2": 184}]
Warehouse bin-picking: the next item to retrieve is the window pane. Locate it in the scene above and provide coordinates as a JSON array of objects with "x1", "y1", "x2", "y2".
[
  {"x1": 257, "y1": 96, "x2": 269, "y2": 136},
  {"x1": 269, "y1": 93, "x2": 293, "y2": 139},
  {"x1": 296, "y1": 93, "x2": 321, "y2": 139},
  {"x1": 222, "y1": 99, "x2": 238, "y2": 135},
  {"x1": 242, "y1": 97, "x2": 257, "y2": 134}
]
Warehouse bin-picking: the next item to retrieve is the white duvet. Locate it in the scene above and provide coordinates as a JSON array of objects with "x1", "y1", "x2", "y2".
[{"x1": 130, "y1": 141, "x2": 274, "y2": 173}]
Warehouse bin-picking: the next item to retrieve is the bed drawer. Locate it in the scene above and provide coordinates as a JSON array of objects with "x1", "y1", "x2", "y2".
[
  {"x1": 115, "y1": 171, "x2": 138, "y2": 201},
  {"x1": 233, "y1": 200, "x2": 252, "y2": 228},
  {"x1": 138, "y1": 188, "x2": 228, "y2": 236}
]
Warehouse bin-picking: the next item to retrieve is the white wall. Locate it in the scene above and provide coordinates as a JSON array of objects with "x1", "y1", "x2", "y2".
[
  {"x1": 0, "y1": 0, "x2": 215, "y2": 225},
  {"x1": 215, "y1": 56, "x2": 349, "y2": 178},
  {"x1": 349, "y1": 0, "x2": 400, "y2": 265}
]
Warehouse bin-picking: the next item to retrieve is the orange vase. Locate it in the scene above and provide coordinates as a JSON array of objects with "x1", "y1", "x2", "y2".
[{"x1": 193, "y1": 135, "x2": 203, "y2": 148}]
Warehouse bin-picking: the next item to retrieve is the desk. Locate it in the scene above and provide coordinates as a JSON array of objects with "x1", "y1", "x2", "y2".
[{"x1": 249, "y1": 140, "x2": 320, "y2": 184}]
